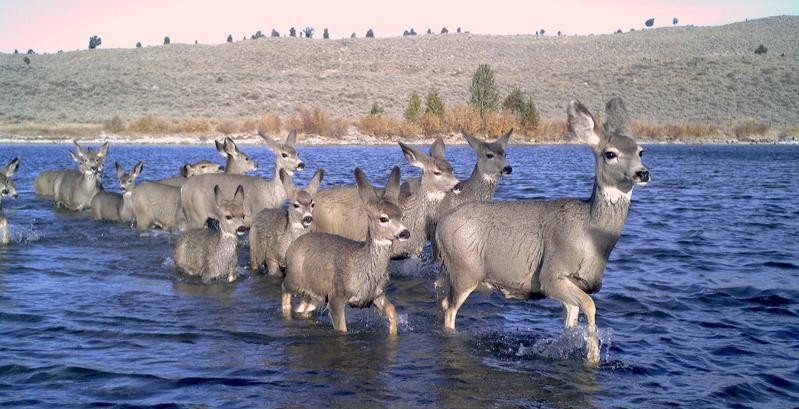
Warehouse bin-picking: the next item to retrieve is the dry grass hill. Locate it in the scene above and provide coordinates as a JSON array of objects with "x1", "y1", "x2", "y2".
[{"x1": 1, "y1": 15, "x2": 798, "y2": 144}]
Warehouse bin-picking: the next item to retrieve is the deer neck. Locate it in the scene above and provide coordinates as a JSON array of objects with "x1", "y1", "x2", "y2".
[
  {"x1": 225, "y1": 157, "x2": 241, "y2": 174},
  {"x1": 364, "y1": 231, "x2": 393, "y2": 274},
  {"x1": 462, "y1": 164, "x2": 499, "y2": 203},
  {"x1": 587, "y1": 181, "x2": 631, "y2": 254}
]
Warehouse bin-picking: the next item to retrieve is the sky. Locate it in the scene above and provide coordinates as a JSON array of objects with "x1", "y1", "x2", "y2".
[{"x1": 1, "y1": 0, "x2": 797, "y2": 53}]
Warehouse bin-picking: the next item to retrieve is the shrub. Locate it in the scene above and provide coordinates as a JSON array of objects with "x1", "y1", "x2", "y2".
[
  {"x1": 104, "y1": 116, "x2": 125, "y2": 133},
  {"x1": 294, "y1": 108, "x2": 348, "y2": 137},
  {"x1": 289, "y1": 27, "x2": 296, "y2": 37},
  {"x1": 502, "y1": 88, "x2": 524, "y2": 114},
  {"x1": 128, "y1": 115, "x2": 172, "y2": 133},
  {"x1": 323, "y1": 28, "x2": 329, "y2": 39},
  {"x1": 23, "y1": 56, "x2": 30, "y2": 65},
  {"x1": 483, "y1": 111, "x2": 516, "y2": 137},
  {"x1": 409, "y1": 28, "x2": 417, "y2": 35},
  {"x1": 239, "y1": 117, "x2": 257, "y2": 133},
  {"x1": 457, "y1": 27, "x2": 462, "y2": 33},
  {"x1": 403, "y1": 30, "x2": 410, "y2": 36},
  {"x1": 303, "y1": 27, "x2": 314, "y2": 38},
  {"x1": 425, "y1": 89, "x2": 445, "y2": 117},
  {"x1": 358, "y1": 115, "x2": 403, "y2": 137},
  {"x1": 271, "y1": 29, "x2": 280, "y2": 37},
  {"x1": 645, "y1": 18, "x2": 655, "y2": 27},
  {"x1": 257, "y1": 113, "x2": 282, "y2": 135},
  {"x1": 227, "y1": 34, "x2": 233, "y2": 43},
  {"x1": 163, "y1": 36, "x2": 170, "y2": 45},
  {"x1": 251, "y1": 30, "x2": 264, "y2": 39},
  {"x1": 732, "y1": 119, "x2": 769, "y2": 140},
  {"x1": 404, "y1": 92, "x2": 422, "y2": 122},
  {"x1": 673, "y1": 17, "x2": 679, "y2": 25},
  {"x1": 755, "y1": 44, "x2": 768, "y2": 55},
  {"x1": 176, "y1": 118, "x2": 211, "y2": 133},
  {"x1": 369, "y1": 102, "x2": 384, "y2": 116},
  {"x1": 88, "y1": 35, "x2": 102, "y2": 49},
  {"x1": 351, "y1": 32, "x2": 356, "y2": 38},
  {"x1": 448, "y1": 105, "x2": 481, "y2": 134},
  {"x1": 136, "y1": 42, "x2": 142, "y2": 48},
  {"x1": 27, "y1": 49, "x2": 35, "y2": 55},
  {"x1": 216, "y1": 119, "x2": 238, "y2": 135},
  {"x1": 615, "y1": 29, "x2": 622, "y2": 34},
  {"x1": 441, "y1": 27, "x2": 448, "y2": 34},
  {"x1": 518, "y1": 98, "x2": 540, "y2": 130},
  {"x1": 366, "y1": 29, "x2": 374, "y2": 38},
  {"x1": 427, "y1": 28, "x2": 432, "y2": 34},
  {"x1": 557, "y1": 31, "x2": 562, "y2": 37},
  {"x1": 13, "y1": 49, "x2": 18, "y2": 54},
  {"x1": 421, "y1": 112, "x2": 445, "y2": 135},
  {"x1": 469, "y1": 64, "x2": 500, "y2": 122},
  {"x1": 540, "y1": 29, "x2": 545, "y2": 36}
]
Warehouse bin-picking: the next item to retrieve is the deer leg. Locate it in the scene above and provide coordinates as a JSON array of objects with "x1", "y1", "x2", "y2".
[
  {"x1": 373, "y1": 294, "x2": 398, "y2": 336},
  {"x1": 266, "y1": 259, "x2": 280, "y2": 276},
  {"x1": 548, "y1": 278, "x2": 600, "y2": 368},
  {"x1": 444, "y1": 281, "x2": 477, "y2": 331},
  {"x1": 329, "y1": 300, "x2": 347, "y2": 333},
  {"x1": 281, "y1": 285, "x2": 293, "y2": 318},
  {"x1": 562, "y1": 302, "x2": 580, "y2": 330}
]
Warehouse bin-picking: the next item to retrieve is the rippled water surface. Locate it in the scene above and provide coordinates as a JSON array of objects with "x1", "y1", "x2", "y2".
[{"x1": 0, "y1": 143, "x2": 797, "y2": 408}]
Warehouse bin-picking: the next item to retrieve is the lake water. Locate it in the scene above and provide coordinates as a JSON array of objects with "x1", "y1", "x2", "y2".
[{"x1": 0, "y1": 143, "x2": 797, "y2": 408}]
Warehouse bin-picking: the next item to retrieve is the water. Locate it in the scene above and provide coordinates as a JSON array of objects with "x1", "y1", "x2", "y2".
[{"x1": 1, "y1": 143, "x2": 797, "y2": 408}]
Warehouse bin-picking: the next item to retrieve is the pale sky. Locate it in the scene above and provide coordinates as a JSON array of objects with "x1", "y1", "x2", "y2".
[{"x1": 1, "y1": 0, "x2": 797, "y2": 53}]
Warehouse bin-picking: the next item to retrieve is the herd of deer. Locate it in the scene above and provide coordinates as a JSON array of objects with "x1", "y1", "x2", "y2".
[{"x1": 2, "y1": 98, "x2": 650, "y2": 367}]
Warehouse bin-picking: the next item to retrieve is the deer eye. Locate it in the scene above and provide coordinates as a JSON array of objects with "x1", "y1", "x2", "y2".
[
  {"x1": 605, "y1": 151, "x2": 617, "y2": 160},
  {"x1": 378, "y1": 216, "x2": 389, "y2": 223},
  {"x1": 433, "y1": 170, "x2": 442, "y2": 176},
  {"x1": 310, "y1": 201, "x2": 315, "y2": 208},
  {"x1": 486, "y1": 153, "x2": 494, "y2": 159},
  {"x1": 225, "y1": 215, "x2": 233, "y2": 220},
  {"x1": 293, "y1": 202, "x2": 300, "y2": 209},
  {"x1": 639, "y1": 150, "x2": 644, "y2": 158},
  {"x1": 281, "y1": 152, "x2": 288, "y2": 158}
]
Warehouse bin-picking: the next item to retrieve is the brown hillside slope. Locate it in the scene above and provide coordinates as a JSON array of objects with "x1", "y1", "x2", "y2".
[{"x1": 1, "y1": 16, "x2": 798, "y2": 128}]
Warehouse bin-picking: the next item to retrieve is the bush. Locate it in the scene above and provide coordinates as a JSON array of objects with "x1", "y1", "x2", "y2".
[
  {"x1": 176, "y1": 118, "x2": 211, "y2": 133},
  {"x1": 425, "y1": 89, "x2": 445, "y2": 117},
  {"x1": 13, "y1": 49, "x2": 18, "y2": 54},
  {"x1": 645, "y1": 18, "x2": 654, "y2": 27},
  {"x1": 251, "y1": 30, "x2": 264, "y2": 39},
  {"x1": 88, "y1": 35, "x2": 102, "y2": 49},
  {"x1": 369, "y1": 102, "x2": 384, "y2": 116},
  {"x1": 136, "y1": 42, "x2": 141, "y2": 48},
  {"x1": 403, "y1": 30, "x2": 410, "y2": 36},
  {"x1": 23, "y1": 56, "x2": 30, "y2": 65},
  {"x1": 427, "y1": 28, "x2": 432, "y2": 34},
  {"x1": 271, "y1": 29, "x2": 280, "y2": 37},
  {"x1": 163, "y1": 36, "x2": 170, "y2": 45},
  {"x1": 289, "y1": 27, "x2": 296, "y2": 37},
  {"x1": 128, "y1": 115, "x2": 172, "y2": 133},
  {"x1": 216, "y1": 119, "x2": 239, "y2": 135},
  {"x1": 540, "y1": 29, "x2": 545, "y2": 36},
  {"x1": 441, "y1": 27, "x2": 448, "y2": 34},
  {"x1": 26, "y1": 49, "x2": 35, "y2": 55},
  {"x1": 404, "y1": 92, "x2": 422, "y2": 122},
  {"x1": 673, "y1": 17, "x2": 679, "y2": 25},
  {"x1": 257, "y1": 113, "x2": 282, "y2": 135},
  {"x1": 323, "y1": 28, "x2": 329, "y2": 39},
  {"x1": 409, "y1": 28, "x2": 416, "y2": 35},
  {"x1": 518, "y1": 98, "x2": 540, "y2": 130},
  {"x1": 351, "y1": 32, "x2": 356, "y2": 38},
  {"x1": 366, "y1": 29, "x2": 374, "y2": 38},
  {"x1": 755, "y1": 44, "x2": 768, "y2": 55},
  {"x1": 104, "y1": 116, "x2": 125, "y2": 133},
  {"x1": 227, "y1": 34, "x2": 233, "y2": 43},
  {"x1": 358, "y1": 115, "x2": 403, "y2": 137},
  {"x1": 303, "y1": 27, "x2": 314, "y2": 38},
  {"x1": 732, "y1": 119, "x2": 769, "y2": 140},
  {"x1": 469, "y1": 64, "x2": 500, "y2": 121},
  {"x1": 457, "y1": 27, "x2": 462, "y2": 33},
  {"x1": 294, "y1": 108, "x2": 348, "y2": 137},
  {"x1": 502, "y1": 88, "x2": 524, "y2": 114}
]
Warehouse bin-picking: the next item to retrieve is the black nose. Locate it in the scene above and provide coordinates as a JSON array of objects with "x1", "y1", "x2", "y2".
[
  {"x1": 237, "y1": 226, "x2": 248, "y2": 233},
  {"x1": 502, "y1": 166, "x2": 512, "y2": 175},
  {"x1": 635, "y1": 169, "x2": 651, "y2": 182},
  {"x1": 302, "y1": 216, "x2": 313, "y2": 225},
  {"x1": 297, "y1": 162, "x2": 305, "y2": 170},
  {"x1": 91, "y1": 166, "x2": 98, "y2": 171},
  {"x1": 452, "y1": 182, "x2": 463, "y2": 192},
  {"x1": 398, "y1": 229, "x2": 410, "y2": 240},
  {"x1": 1, "y1": 189, "x2": 7, "y2": 195}
]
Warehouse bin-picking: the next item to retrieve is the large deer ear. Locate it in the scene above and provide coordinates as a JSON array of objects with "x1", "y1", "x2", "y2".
[
  {"x1": 115, "y1": 161, "x2": 124, "y2": 179},
  {"x1": 97, "y1": 142, "x2": 109, "y2": 158},
  {"x1": 180, "y1": 164, "x2": 190, "y2": 177},
  {"x1": 384, "y1": 166, "x2": 401, "y2": 203},
  {"x1": 233, "y1": 185, "x2": 245, "y2": 205},
  {"x1": 567, "y1": 100, "x2": 601, "y2": 147},
  {"x1": 461, "y1": 130, "x2": 483, "y2": 153},
  {"x1": 215, "y1": 139, "x2": 227, "y2": 157},
  {"x1": 496, "y1": 128, "x2": 513, "y2": 148},
  {"x1": 133, "y1": 161, "x2": 144, "y2": 178},
  {"x1": 213, "y1": 185, "x2": 223, "y2": 207},
  {"x1": 285, "y1": 130, "x2": 297, "y2": 146},
  {"x1": 2, "y1": 157, "x2": 19, "y2": 177},
  {"x1": 69, "y1": 150, "x2": 82, "y2": 164},
  {"x1": 258, "y1": 131, "x2": 279, "y2": 150},
  {"x1": 223, "y1": 137, "x2": 240, "y2": 155},
  {"x1": 398, "y1": 142, "x2": 428, "y2": 169},
  {"x1": 279, "y1": 169, "x2": 295, "y2": 199},
  {"x1": 603, "y1": 97, "x2": 632, "y2": 136},
  {"x1": 72, "y1": 141, "x2": 86, "y2": 158},
  {"x1": 429, "y1": 137, "x2": 446, "y2": 160},
  {"x1": 355, "y1": 167, "x2": 378, "y2": 206},
  {"x1": 306, "y1": 168, "x2": 324, "y2": 195}
]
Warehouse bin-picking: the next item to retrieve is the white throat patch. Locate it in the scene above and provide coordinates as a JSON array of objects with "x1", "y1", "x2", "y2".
[
  {"x1": 373, "y1": 239, "x2": 392, "y2": 246},
  {"x1": 427, "y1": 191, "x2": 446, "y2": 201},
  {"x1": 601, "y1": 187, "x2": 632, "y2": 204}
]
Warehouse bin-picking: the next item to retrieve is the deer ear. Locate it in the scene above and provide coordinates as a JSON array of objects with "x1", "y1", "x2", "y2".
[
  {"x1": 69, "y1": 150, "x2": 82, "y2": 164},
  {"x1": 306, "y1": 169, "x2": 324, "y2": 195},
  {"x1": 429, "y1": 137, "x2": 446, "y2": 160},
  {"x1": 567, "y1": 100, "x2": 602, "y2": 146},
  {"x1": 399, "y1": 142, "x2": 428, "y2": 169},
  {"x1": 461, "y1": 130, "x2": 483, "y2": 153},
  {"x1": 258, "y1": 131, "x2": 279, "y2": 150},
  {"x1": 215, "y1": 139, "x2": 228, "y2": 157},
  {"x1": 496, "y1": 128, "x2": 513, "y2": 148},
  {"x1": 133, "y1": 161, "x2": 144, "y2": 178},
  {"x1": 384, "y1": 166, "x2": 401, "y2": 203},
  {"x1": 223, "y1": 137, "x2": 239, "y2": 155},
  {"x1": 73, "y1": 141, "x2": 86, "y2": 158},
  {"x1": 97, "y1": 142, "x2": 109, "y2": 158},
  {"x1": 355, "y1": 167, "x2": 378, "y2": 206},
  {"x1": 279, "y1": 169, "x2": 295, "y2": 198},
  {"x1": 603, "y1": 97, "x2": 632, "y2": 136},
  {"x1": 180, "y1": 164, "x2": 190, "y2": 177},
  {"x1": 234, "y1": 185, "x2": 245, "y2": 204},
  {"x1": 2, "y1": 157, "x2": 19, "y2": 177},
  {"x1": 214, "y1": 185, "x2": 222, "y2": 207},
  {"x1": 115, "y1": 161, "x2": 124, "y2": 179},
  {"x1": 285, "y1": 130, "x2": 297, "y2": 146}
]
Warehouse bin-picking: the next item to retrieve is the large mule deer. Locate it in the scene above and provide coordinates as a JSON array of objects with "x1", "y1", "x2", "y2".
[
  {"x1": 91, "y1": 161, "x2": 143, "y2": 223},
  {"x1": 0, "y1": 157, "x2": 20, "y2": 244},
  {"x1": 282, "y1": 167, "x2": 410, "y2": 335},
  {"x1": 158, "y1": 160, "x2": 224, "y2": 187},
  {"x1": 159, "y1": 137, "x2": 254, "y2": 187},
  {"x1": 47, "y1": 142, "x2": 109, "y2": 211},
  {"x1": 435, "y1": 98, "x2": 651, "y2": 367},
  {"x1": 313, "y1": 138, "x2": 461, "y2": 258},
  {"x1": 180, "y1": 130, "x2": 304, "y2": 229}
]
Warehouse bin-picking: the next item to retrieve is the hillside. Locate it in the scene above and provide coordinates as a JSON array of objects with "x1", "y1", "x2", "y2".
[{"x1": 1, "y1": 16, "x2": 798, "y2": 142}]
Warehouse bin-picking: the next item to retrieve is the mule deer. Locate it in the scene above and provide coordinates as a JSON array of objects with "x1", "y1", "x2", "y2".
[
  {"x1": 313, "y1": 138, "x2": 461, "y2": 258},
  {"x1": 282, "y1": 167, "x2": 409, "y2": 334},
  {"x1": 159, "y1": 160, "x2": 224, "y2": 187},
  {"x1": 181, "y1": 130, "x2": 304, "y2": 229},
  {"x1": 0, "y1": 157, "x2": 20, "y2": 244},
  {"x1": 174, "y1": 185, "x2": 248, "y2": 283},
  {"x1": 49, "y1": 142, "x2": 108, "y2": 211},
  {"x1": 435, "y1": 98, "x2": 650, "y2": 367},
  {"x1": 131, "y1": 182, "x2": 185, "y2": 230},
  {"x1": 91, "y1": 161, "x2": 143, "y2": 222},
  {"x1": 249, "y1": 168, "x2": 324, "y2": 275}
]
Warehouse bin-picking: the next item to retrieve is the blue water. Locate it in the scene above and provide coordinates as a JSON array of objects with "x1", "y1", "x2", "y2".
[{"x1": 0, "y1": 143, "x2": 797, "y2": 408}]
